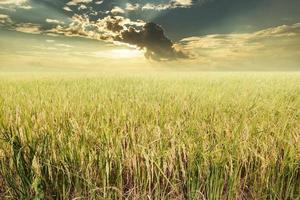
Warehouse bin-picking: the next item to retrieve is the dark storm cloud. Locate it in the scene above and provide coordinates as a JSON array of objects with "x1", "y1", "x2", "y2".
[
  {"x1": 105, "y1": 16, "x2": 123, "y2": 32},
  {"x1": 115, "y1": 22, "x2": 188, "y2": 61},
  {"x1": 48, "y1": 14, "x2": 189, "y2": 61}
]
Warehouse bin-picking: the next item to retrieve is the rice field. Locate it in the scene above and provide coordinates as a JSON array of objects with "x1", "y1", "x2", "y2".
[{"x1": 0, "y1": 72, "x2": 299, "y2": 199}]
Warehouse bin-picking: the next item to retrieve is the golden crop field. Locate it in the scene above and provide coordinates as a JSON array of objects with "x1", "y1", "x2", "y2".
[{"x1": 0, "y1": 72, "x2": 299, "y2": 199}]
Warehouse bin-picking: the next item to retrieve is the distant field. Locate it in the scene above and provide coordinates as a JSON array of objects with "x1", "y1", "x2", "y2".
[{"x1": 0, "y1": 72, "x2": 299, "y2": 199}]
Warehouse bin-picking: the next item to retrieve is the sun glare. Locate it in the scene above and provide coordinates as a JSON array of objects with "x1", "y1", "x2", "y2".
[
  {"x1": 110, "y1": 49, "x2": 143, "y2": 59},
  {"x1": 94, "y1": 48, "x2": 143, "y2": 59}
]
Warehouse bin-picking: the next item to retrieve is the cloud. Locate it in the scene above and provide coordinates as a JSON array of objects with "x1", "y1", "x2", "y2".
[
  {"x1": 0, "y1": 14, "x2": 12, "y2": 24},
  {"x1": 173, "y1": 0, "x2": 193, "y2": 6},
  {"x1": 102, "y1": 16, "x2": 125, "y2": 33},
  {"x1": 65, "y1": 0, "x2": 95, "y2": 14},
  {"x1": 46, "y1": 18, "x2": 65, "y2": 25},
  {"x1": 95, "y1": 0, "x2": 197, "y2": 13},
  {"x1": 49, "y1": 15, "x2": 91, "y2": 38},
  {"x1": 142, "y1": 3, "x2": 170, "y2": 11},
  {"x1": 63, "y1": 6, "x2": 72, "y2": 12},
  {"x1": 55, "y1": 43, "x2": 73, "y2": 48},
  {"x1": 115, "y1": 22, "x2": 188, "y2": 61},
  {"x1": 181, "y1": 23, "x2": 300, "y2": 50},
  {"x1": 125, "y1": 3, "x2": 140, "y2": 11},
  {"x1": 142, "y1": 0, "x2": 194, "y2": 11},
  {"x1": 0, "y1": 15, "x2": 42, "y2": 34},
  {"x1": 15, "y1": 23, "x2": 42, "y2": 34},
  {"x1": 78, "y1": 4, "x2": 87, "y2": 10},
  {"x1": 49, "y1": 15, "x2": 144, "y2": 40},
  {"x1": 66, "y1": 0, "x2": 92, "y2": 6},
  {"x1": 95, "y1": 1, "x2": 103, "y2": 5},
  {"x1": 180, "y1": 23, "x2": 300, "y2": 69},
  {"x1": 46, "y1": 39, "x2": 55, "y2": 43},
  {"x1": 0, "y1": 0, "x2": 26, "y2": 5},
  {"x1": 48, "y1": 14, "x2": 187, "y2": 61},
  {"x1": 1, "y1": 9, "x2": 184, "y2": 62},
  {"x1": 0, "y1": 0, "x2": 32, "y2": 9},
  {"x1": 111, "y1": 6, "x2": 125, "y2": 15}
]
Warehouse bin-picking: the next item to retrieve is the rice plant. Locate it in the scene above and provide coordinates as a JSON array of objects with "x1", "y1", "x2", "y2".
[{"x1": 0, "y1": 72, "x2": 299, "y2": 199}]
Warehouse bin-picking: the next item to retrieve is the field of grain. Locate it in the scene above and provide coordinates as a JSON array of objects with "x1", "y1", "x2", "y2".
[{"x1": 0, "y1": 72, "x2": 299, "y2": 199}]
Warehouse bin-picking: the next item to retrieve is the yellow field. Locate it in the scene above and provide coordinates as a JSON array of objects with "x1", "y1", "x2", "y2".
[{"x1": 0, "y1": 72, "x2": 299, "y2": 199}]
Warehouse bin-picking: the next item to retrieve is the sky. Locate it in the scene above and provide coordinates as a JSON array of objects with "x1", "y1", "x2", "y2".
[{"x1": 0, "y1": 0, "x2": 300, "y2": 71}]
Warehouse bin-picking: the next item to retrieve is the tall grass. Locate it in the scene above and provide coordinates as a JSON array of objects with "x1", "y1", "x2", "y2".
[{"x1": 0, "y1": 72, "x2": 299, "y2": 199}]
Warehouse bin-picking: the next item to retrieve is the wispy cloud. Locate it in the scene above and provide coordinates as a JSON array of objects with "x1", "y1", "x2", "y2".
[
  {"x1": 0, "y1": 14, "x2": 12, "y2": 24},
  {"x1": 111, "y1": 6, "x2": 125, "y2": 15},
  {"x1": 95, "y1": 1, "x2": 103, "y2": 5},
  {"x1": 66, "y1": 0, "x2": 92, "y2": 6},
  {"x1": 0, "y1": 0, "x2": 26, "y2": 5},
  {"x1": 181, "y1": 23, "x2": 300, "y2": 50},
  {"x1": 46, "y1": 18, "x2": 65, "y2": 25},
  {"x1": 55, "y1": 43, "x2": 73, "y2": 48},
  {"x1": 0, "y1": 0, "x2": 32, "y2": 9},
  {"x1": 142, "y1": 0, "x2": 194, "y2": 11},
  {"x1": 15, "y1": 23, "x2": 42, "y2": 34},
  {"x1": 180, "y1": 23, "x2": 300, "y2": 69},
  {"x1": 125, "y1": 3, "x2": 140, "y2": 11},
  {"x1": 63, "y1": 6, "x2": 72, "y2": 12}
]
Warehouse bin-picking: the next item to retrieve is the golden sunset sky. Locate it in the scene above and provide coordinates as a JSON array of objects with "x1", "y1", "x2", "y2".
[{"x1": 0, "y1": 0, "x2": 300, "y2": 71}]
